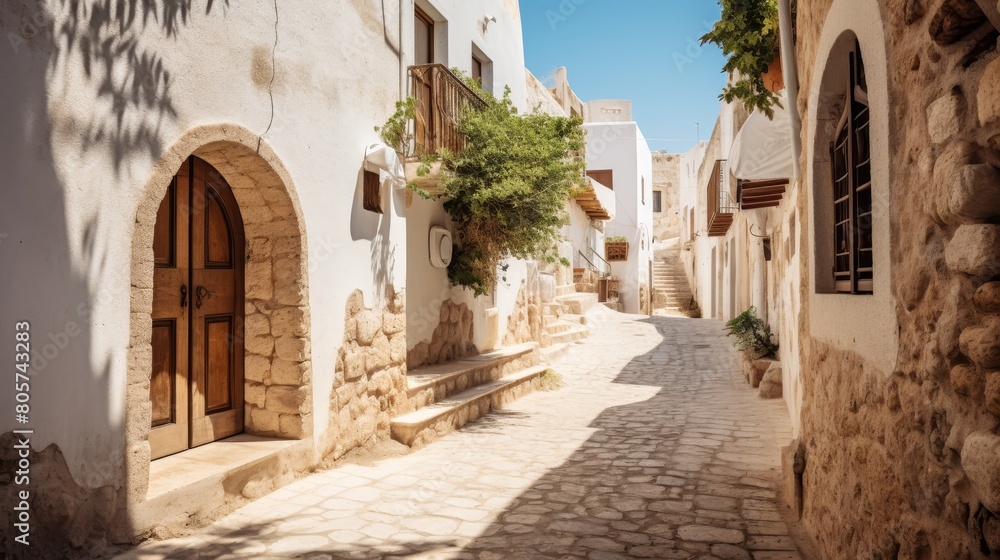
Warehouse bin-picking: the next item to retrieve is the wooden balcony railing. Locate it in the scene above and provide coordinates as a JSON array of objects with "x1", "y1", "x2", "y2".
[
  {"x1": 707, "y1": 159, "x2": 736, "y2": 237},
  {"x1": 409, "y1": 64, "x2": 487, "y2": 157}
]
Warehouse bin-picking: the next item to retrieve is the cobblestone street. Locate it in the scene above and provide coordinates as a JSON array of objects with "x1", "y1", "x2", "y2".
[{"x1": 118, "y1": 310, "x2": 804, "y2": 560}]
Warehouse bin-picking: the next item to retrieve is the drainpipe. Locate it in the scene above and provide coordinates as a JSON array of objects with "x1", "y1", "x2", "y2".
[
  {"x1": 399, "y1": 0, "x2": 407, "y2": 100},
  {"x1": 778, "y1": 0, "x2": 801, "y2": 180}
]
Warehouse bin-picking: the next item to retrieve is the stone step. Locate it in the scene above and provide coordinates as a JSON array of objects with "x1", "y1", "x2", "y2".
[
  {"x1": 390, "y1": 365, "x2": 549, "y2": 447},
  {"x1": 544, "y1": 320, "x2": 575, "y2": 335},
  {"x1": 548, "y1": 325, "x2": 589, "y2": 345},
  {"x1": 405, "y1": 342, "x2": 539, "y2": 409},
  {"x1": 542, "y1": 302, "x2": 564, "y2": 314},
  {"x1": 542, "y1": 313, "x2": 559, "y2": 325},
  {"x1": 556, "y1": 284, "x2": 576, "y2": 297},
  {"x1": 555, "y1": 292, "x2": 599, "y2": 315},
  {"x1": 540, "y1": 342, "x2": 570, "y2": 364},
  {"x1": 558, "y1": 313, "x2": 588, "y2": 325},
  {"x1": 603, "y1": 301, "x2": 624, "y2": 312}
]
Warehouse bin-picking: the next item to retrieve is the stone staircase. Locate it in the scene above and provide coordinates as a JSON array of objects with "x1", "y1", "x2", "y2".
[
  {"x1": 390, "y1": 342, "x2": 547, "y2": 447},
  {"x1": 539, "y1": 289, "x2": 596, "y2": 363},
  {"x1": 653, "y1": 239, "x2": 696, "y2": 317}
]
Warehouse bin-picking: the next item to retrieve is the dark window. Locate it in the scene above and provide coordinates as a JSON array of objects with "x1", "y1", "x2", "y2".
[
  {"x1": 586, "y1": 169, "x2": 613, "y2": 189},
  {"x1": 472, "y1": 55, "x2": 483, "y2": 87},
  {"x1": 363, "y1": 170, "x2": 382, "y2": 213},
  {"x1": 653, "y1": 190, "x2": 662, "y2": 213},
  {"x1": 831, "y1": 42, "x2": 872, "y2": 294},
  {"x1": 415, "y1": 7, "x2": 434, "y2": 65}
]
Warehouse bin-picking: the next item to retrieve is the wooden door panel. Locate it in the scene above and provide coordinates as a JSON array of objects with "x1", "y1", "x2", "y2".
[
  {"x1": 188, "y1": 157, "x2": 245, "y2": 448},
  {"x1": 149, "y1": 169, "x2": 191, "y2": 461}
]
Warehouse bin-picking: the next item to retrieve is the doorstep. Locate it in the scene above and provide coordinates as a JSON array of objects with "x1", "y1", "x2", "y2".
[
  {"x1": 147, "y1": 435, "x2": 302, "y2": 499},
  {"x1": 129, "y1": 434, "x2": 311, "y2": 539}
]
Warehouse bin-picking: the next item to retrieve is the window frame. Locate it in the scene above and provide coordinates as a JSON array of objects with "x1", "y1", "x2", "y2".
[
  {"x1": 830, "y1": 43, "x2": 873, "y2": 295},
  {"x1": 414, "y1": 6, "x2": 435, "y2": 65},
  {"x1": 652, "y1": 190, "x2": 662, "y2": 213}
]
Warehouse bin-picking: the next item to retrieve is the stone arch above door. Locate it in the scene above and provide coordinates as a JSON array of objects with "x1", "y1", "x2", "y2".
[{"x1": 126, "y1": 124, "x2": 311, "y2": 500}]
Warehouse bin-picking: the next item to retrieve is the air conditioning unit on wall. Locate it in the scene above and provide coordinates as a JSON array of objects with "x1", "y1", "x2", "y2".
[{"x1": 429, "y1": 226, "x2": 453, "y2": 268}]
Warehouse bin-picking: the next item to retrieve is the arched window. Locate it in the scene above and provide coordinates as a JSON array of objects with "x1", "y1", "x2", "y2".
[{"x1": 831, "y1": 41, "x2": 872, "y2": 294}]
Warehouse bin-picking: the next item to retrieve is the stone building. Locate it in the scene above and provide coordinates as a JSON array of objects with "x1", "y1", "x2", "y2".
[
  {"x1": 652, "y1": 152, "x2": 682, "y2": 241},
  {"x1": 0, "y1": 0, "x2": 571, "y2": 554},
  {"x1": 682, "y1": 0, "x2": 1000, "y2": 556}
]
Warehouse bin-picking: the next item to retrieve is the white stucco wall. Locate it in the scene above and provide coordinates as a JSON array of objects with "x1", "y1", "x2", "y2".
[{"x1": 0, "y1": 1, "x2": 410, "y2": 488}]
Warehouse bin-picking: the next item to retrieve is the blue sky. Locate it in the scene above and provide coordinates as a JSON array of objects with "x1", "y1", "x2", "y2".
[{"x1": 519, "y1": 0, "x2": 727, "y2": 153}]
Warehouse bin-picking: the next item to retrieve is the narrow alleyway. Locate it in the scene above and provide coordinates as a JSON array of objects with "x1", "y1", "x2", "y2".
[{"x1": 118, "y1": 310, "x2": 805, "y2": 560}]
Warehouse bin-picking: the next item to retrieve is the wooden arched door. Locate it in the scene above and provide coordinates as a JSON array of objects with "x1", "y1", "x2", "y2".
[{"x1": 149, "y1": 156, "x2": 245, "y2": 460}]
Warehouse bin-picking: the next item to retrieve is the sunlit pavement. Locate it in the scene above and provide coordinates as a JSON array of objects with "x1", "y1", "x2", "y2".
[{"x1": 117, "y1": 308, "x2": 803, "y2": 560}]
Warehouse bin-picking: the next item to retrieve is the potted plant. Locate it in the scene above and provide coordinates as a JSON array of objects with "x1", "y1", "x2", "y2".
[
  {"x1": 725, "y1": 306, "x2": 779, "y2": 387},
  {"x1": 605, "y1": 235, "x2": 629, "y2": 262},
  {"x1": 700, "y1": 0, "x2": 783, "y2": 118}
]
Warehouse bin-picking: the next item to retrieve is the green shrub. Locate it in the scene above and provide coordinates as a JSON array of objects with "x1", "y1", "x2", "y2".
[
  {"x1": 725, "y1": 306, "x2": 779, "y2": 359},
  {"x1": 439, "y1": 81, "x2": 585, "y2": 295}
]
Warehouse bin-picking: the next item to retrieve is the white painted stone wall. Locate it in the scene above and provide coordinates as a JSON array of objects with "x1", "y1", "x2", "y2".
[
  {"x1": 584, "y1": 110, "x2": 654, "y2": 314},
  {"x1": 0, "y1": 0, "x2": 414, "y2": 491}
]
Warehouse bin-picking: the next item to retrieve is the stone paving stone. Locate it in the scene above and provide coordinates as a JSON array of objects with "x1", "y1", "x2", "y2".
[{"x1": 114, "y1": 310, "x2": 803, "y2": 559}]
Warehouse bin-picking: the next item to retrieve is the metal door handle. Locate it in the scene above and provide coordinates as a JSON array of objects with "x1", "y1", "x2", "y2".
[
  {"x1": 195, "y1": 286, "x2": 211, "y2": 309},
  {"x1": 180, "y1": 284, "x2": 188, "y2": 308}
]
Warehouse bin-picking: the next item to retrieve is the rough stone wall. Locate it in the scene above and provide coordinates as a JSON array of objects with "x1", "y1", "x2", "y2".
[
  {"x1": 326, "y1": 288, "x2": 409, "y2": 460},
  {"x1": 502, "y1": 281, "x2": 543, "y2": 346},
  {"x1": 652, "y1": 152, "x2": 682, "y2": 241},
  {"x1": 0, "y1": 433, "x2": 116, "y2": 557},
  {"x1": 790, "y1": 0, "x2": 1000, "y2": 557},
  {"x1": 639, "y1": 282, "x2": 650, "y2": 315},
  {"x1": 406, "y1": 299, "x2": 475, "y2": 370}
]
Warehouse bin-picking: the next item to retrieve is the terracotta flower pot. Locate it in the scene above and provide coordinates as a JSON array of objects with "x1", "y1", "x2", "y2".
[{"x1": 762, "y1": 52, "x2": 784, "y2": 93}]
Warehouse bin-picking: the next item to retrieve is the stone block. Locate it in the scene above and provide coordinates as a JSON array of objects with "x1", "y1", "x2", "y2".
[
  {"x1": 945, "y1": 225, "x2": 1000, "y2": 276},
  {"x1": 949, "y1": 164, "x2": 1000, "y2": 220},
  {"x1": 278, "y1": 414, "x2": 303, "y2": 439},
  {"x1": 270, "y1": 359, "x2": 302, "y2": 386},
  {"x1": 245, "y1": 355, "x2": 270, "y2": 383},
  {"x1": 356, "y1": 309, "x2": 382, "y2": 346},
  {"x1": 244, "y1": 312, "x2": 271, "y2": 337},
  {"x1": 343, "y1": 347, "x2": 367, "y2": 380},
  {"x1": 929, "y1": 0, "x2": 988, "y2": 45},
  {"x1": 275, "y1": 335, "x2": 309, "y2": 362},
  {"x1": 750, "y1": 358, "x2": 776, "y2": 388},
  {"x1": 249, "y1": 237, "x2": 273, "y2": 260},
  {"x1": 271, "y1": 306, "x2": 306, "y2": 338},
  {"x1": 960, "y1": 319, "x2": 1000, "y2": 368},
  {"x1": 245, "y1": 335, "x2": 275, "y2": 358},
  {"x1": 383, "y1": 310, "x2": 405, "y2": 335},
  {"x1": 961, "y1": 431, "x2": 1000, "y2": 511},
  {"x1": 266, "y1": 386, "x2": 305, "y2": 414},
  {"x1": 273, "y1": 254, "x2": 301, "y2": 287},
  {"x1": 759, "y1": 363, "x2": 783, "y2": 399},
  {"x1": 389, "y1": 332, "x2": 406, "y2": 364},
  {"x1": 976, "y1": 282, "x2": 1000, "y2": 314},
  {"x1": 950, "y1": 363, "x2": 984, "y2": 397},
  {"x1": 980, "y1": 57, "x2": 1000, "y2": 125},
  {"x1": 250, "y1": 406, "x2": 280, "y2": 433},
  {"x1": 245, "y1": 381, "x2": 266, "y2": 408},
  {"x1": 367, "y1": 332, "x2": 391, "y2": 372},
  {"x1": 273, "y1": 282, "x2": 305, "y2": 307},
  {"x1": 408, "y1": 342, "x2": 428, "y2": 369},
  {"x1": 245, "y1": 260, "x2": 273, "y2": 300},
  {"x1": 927, "y1": 91, "x2": 964, "y2": 143}
]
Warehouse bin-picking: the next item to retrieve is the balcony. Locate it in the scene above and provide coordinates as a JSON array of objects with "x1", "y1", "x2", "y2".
[
  {"x1": 574, "y1": 176, "x2": 615, "y2": 221},
  {"x1": 707, "y1": 159, "x2": 736, "y2": 237},
  {"x1": 410, "y1": 63, "x2": 487, "y2": 157},
  {"x1": 738, "y1": 178, "x2": 788, "y2": 210}
]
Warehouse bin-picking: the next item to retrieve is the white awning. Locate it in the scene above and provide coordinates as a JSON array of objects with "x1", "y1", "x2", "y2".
[{"x1": 728, "y1": 93, "x2": 796, "y2": 181}]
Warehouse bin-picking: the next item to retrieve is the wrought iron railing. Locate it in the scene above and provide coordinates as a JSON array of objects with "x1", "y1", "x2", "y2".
[
  {"x1": 707, "y1": 159, "x2": 736, "y2": 236},
  {"x1": 409, "y1": 64, "x2": 487, "y2": 157}
]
